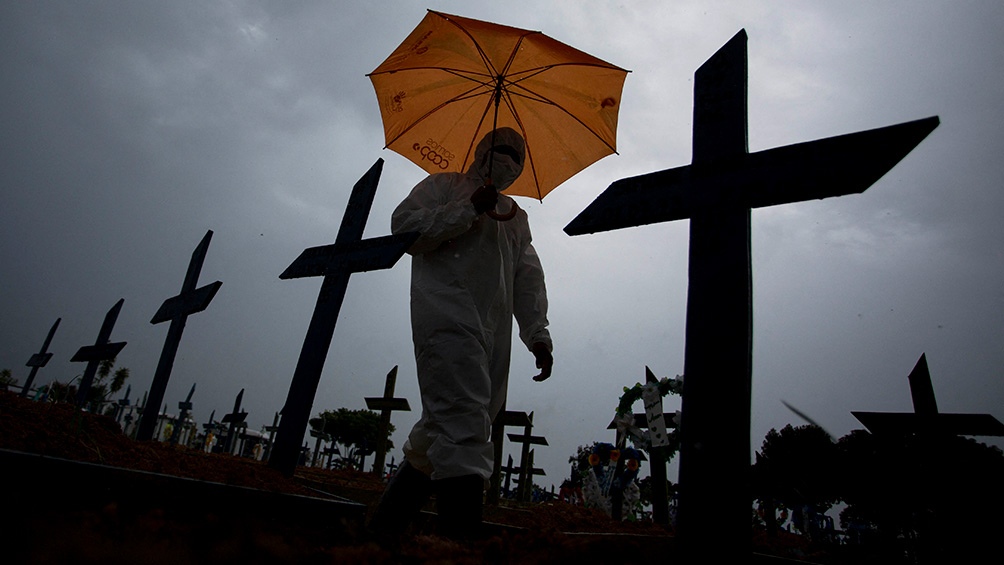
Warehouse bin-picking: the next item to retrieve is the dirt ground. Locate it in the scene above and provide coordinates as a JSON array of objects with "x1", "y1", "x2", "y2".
[{"x1": 0, "y1": 391, "x2": 840, "y2": 563}]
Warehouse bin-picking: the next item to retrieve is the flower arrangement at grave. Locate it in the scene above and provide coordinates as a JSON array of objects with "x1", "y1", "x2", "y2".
[
  {"x1": 612, "y1": 372, "x2": 683, "y2": 520},
  {"x1": 571, "y1": 442, "x2": 644, "y2": 519}
]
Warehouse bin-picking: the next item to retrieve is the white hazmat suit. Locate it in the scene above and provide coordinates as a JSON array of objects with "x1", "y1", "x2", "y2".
[{"x1": 391, "y1": 128, "x2": 552, "y2": 481}]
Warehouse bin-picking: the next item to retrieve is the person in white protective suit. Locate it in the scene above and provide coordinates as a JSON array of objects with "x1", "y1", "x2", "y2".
[{"x1": 369, "y1": 128, "x2": 553, "y2": 541}]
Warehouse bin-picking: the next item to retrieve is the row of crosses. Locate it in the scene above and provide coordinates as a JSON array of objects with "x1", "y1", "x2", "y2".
[{"x1": 18, "y1": 27, "x2": 1004, "y2": 564}]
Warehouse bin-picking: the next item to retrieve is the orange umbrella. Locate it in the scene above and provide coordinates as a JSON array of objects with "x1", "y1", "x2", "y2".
[{"x1": 368, "y1": 10, "x2": 628, "y2": 201}]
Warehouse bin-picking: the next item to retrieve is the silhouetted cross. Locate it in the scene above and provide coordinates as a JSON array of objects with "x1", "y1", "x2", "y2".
[
  {"x1": 364, "y1": 365, "x2": 411, "y2": 476},
  {"x1": 168, "y1": 383, "x2": 197, "y2": 445},
  {"x1": 853, "y1": 353, "x2": 1004, "y2": 437},
  {"x1": 506, "y1": 411, "x2": 548, "y2": 502},
  {"x1": 511, "y1": 449, "x2": 545, "y2": 501},
  {"x1": 221, "y1": 388, "x2": 247, "y2": 454},
  {"x1": 71, "y1": 299, "x2": 127, "y2": 407},
  {"x1": 137, "y1": 230, "x2": 222, "y2": 441},
  {"x1": 20, "y1": 318, "x2": 60, "y2": 398},
  {"x1": 269, "y1": 159, "x2": 418, "y2": 476}
]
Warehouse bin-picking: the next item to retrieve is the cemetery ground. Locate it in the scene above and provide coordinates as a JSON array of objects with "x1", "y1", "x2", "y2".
[{"x1": 2, "y1": 391, "x2": 854, "y2": 564}]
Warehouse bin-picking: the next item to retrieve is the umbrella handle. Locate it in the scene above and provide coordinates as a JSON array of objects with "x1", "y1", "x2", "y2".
[{"x1": 487, "y1": 201, "x2": 519, "y2": 221}]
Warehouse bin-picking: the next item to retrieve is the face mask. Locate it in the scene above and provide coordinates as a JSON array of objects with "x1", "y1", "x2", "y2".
[{"x1": 480, "y1": 153, "x2": 523, "y2": 190}]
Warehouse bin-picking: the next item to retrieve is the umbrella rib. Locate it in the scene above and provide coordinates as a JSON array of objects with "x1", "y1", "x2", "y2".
[
  {"x1": 460, "y1": 97, "x2": 502, "y2": 173},
  {"x1": 382, "y1": 84, "x2": 493, "y2": 149},
  {"x1": 503, "y1": 62, "x2": 628, "y2": 88},
  {"x1": 499, "y1": 35, "x2": 532, "y2": 78},
  {"x1": 499, "y1": 89, "x2": 544, "y2": 200},
  {"x1": 433, "y1": 10, "x2": 506, "y2": 78},
  {"x1": 505, "y1": 80, "x2": 619, "y2": 154},
  {"x1": 368, "y1": 66, "x2": 493, "y2": 81}
]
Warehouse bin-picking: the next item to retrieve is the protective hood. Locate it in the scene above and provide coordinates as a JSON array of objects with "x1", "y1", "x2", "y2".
[{"x1": 468, "y1": 127, "x2": 525, "y2": 191}]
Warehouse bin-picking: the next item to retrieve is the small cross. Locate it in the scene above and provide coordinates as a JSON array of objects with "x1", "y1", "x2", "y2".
[
  {"x1": 202, "y1": 409, "x2": 217, "y2": 431},
  {"x1": 354, "y1": 444, "x2": 374, "y2": 471},
  {"x1": 263, "y1": 411, "x2": 281, "y2": 461},
  {"x1": 309, "y1": 427, "x2": 331, "y2": 467},
  {"x1": 137, "y1": 230, "x2": 222, "y2": 440},
  {"x1": 511, "y1": 449, "x2": 546, "y2": 501},
  {"x1": 385, "y1": 456, "x2": 400, "y2": 479},
  {"x1": 499, "y1": 454, "x2": 518, "y2": 497},
  {"x1": 488, "y1": 409, "x2": 532, "y2": 505},
  {"x1": 507, "y1": 411, "x2": 548, "y2": 502},
  {"x1": 70, "y1": 299, "x2": 127, "y2": 407},
  {"x1": 113, "y1": 385, "x2": 131, "y2": 423},
  {"x1": 321, "y1": 444, "x2": 341, "y2": 469},
  {"x1": 606, "y1": 367, "x2": 675, "y2": 524},
  {"x1": 168, "y1": 383, "x2": 197, "y2": 445},
  {"x1": 365, "y1": 365, "x2": 411, "y2": 476},
  {"x1": 221, "y1": 388, "x2": 248, "y2": 455},
  {"x1": 20, "y1": 318, "x2": 60, "y2": 398},
  {"x1": 268, "y1": 159, "x2": 418, "y2": 476}
]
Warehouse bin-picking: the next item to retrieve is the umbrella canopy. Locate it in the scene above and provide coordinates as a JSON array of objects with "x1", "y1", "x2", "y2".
[{"x1": 369, "y1": 10, "x2": 628, "y2": 200}]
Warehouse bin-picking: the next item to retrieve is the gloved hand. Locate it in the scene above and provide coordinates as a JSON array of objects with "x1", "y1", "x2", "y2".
[
  {"x1": 531, "y1": 342, "x2": 553, "y2": 382},
  {"x1": 470, "y1": 183, "x2": 498, "y2": 215}
]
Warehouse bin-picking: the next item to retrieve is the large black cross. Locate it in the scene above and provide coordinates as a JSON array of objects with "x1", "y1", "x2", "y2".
[
  {"x1": 137, "y1": 230, "x2": 222, "y2": 441},
  {"x1": 268, "y1": 159, "x2": 418, "y2": 476},
  {"x1": 20, "y1": 318, "x2": 60, "y2": 398},
  {"x1": 853, "y1": 353, "x2": 1004, "y2": 437},
  {"x1": 364, "y1": 365, "x2": 411, "y2": 476},
  {"x1": 71, "y1": 299, "x2": 128, "y2": 407},
  {"x1": 565, "y1": 30, "x2": 938, "y2": 558}
]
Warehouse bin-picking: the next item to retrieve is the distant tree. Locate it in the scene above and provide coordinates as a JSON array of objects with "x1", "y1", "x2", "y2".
[
  {"x1": 752, "y1": 424, "x2": 840, "y2": 538},
  {"x1": 0, "y1": 368, "x2": 17, "y2": 390},
  {"x1": 637, "y1": 474, "x2": 676, "y2": 515},
  {"x1": 309, "y1": 408, "x2": 393, "y2": 470},
  {"x1": 45, "y1": 359, "x2": 130, "y2": 412},
  {"x1": 837, "y1": 429, "x2": 1004, "y2": 562}
]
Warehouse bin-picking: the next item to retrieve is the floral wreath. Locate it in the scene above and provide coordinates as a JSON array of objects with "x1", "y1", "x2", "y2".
[{"x1": 614, "y1": 371, "x2": 683, "y2": 454}]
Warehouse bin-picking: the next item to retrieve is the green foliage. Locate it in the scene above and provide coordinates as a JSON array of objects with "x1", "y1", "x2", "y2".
[
  {"x1": 615, "y1": 375, "x2": 683, "y2": 417},
  {"x1": 0, "y1": 368, "x2": 17, "y2": 389},
  {"x1": 637, "y1": 474, "x2": 676, "y2": 511},
  {"x1": 752, "y1": 423, "x2": 1004, "y2": 561},
  {"x1": 568, "y1": 442, "x2": 596, "y2": 472},
  {"x1": 836, "y1": 430, "x2": 1004, "y2": 560},
  {"x1": 613, "y1": 375, "x2": 682, "y2": 459},
  {"x1": 753, "y1": 424, "x2": 841, "y2": 516},
  {"x1": 45, "y1": 359, "x2": 130, "y2": 411},
  {"x1": 310, "y1": 408, "x2": 394, "y2": 467}
]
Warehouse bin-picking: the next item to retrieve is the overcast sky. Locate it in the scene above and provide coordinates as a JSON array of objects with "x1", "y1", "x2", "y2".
[{"x1": 3, "y1": 1, "x2": 1003, "y2": 486}]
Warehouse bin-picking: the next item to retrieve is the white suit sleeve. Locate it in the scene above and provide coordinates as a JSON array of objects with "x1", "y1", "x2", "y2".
[
  {"x1": 391, "y1": 174, "x2": 478, "y2": 255},
  {"x1": 513, "y1": 226, "x2": 552, "y2": 351}
]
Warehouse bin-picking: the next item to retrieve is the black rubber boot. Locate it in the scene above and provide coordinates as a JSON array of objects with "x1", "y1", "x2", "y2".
[
  {"x1": 367, "y1": 460, "x2": 433, "y2": 544},
  {"x1": 433, "y1": 474, "x2": 484, "y2": 541}
]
